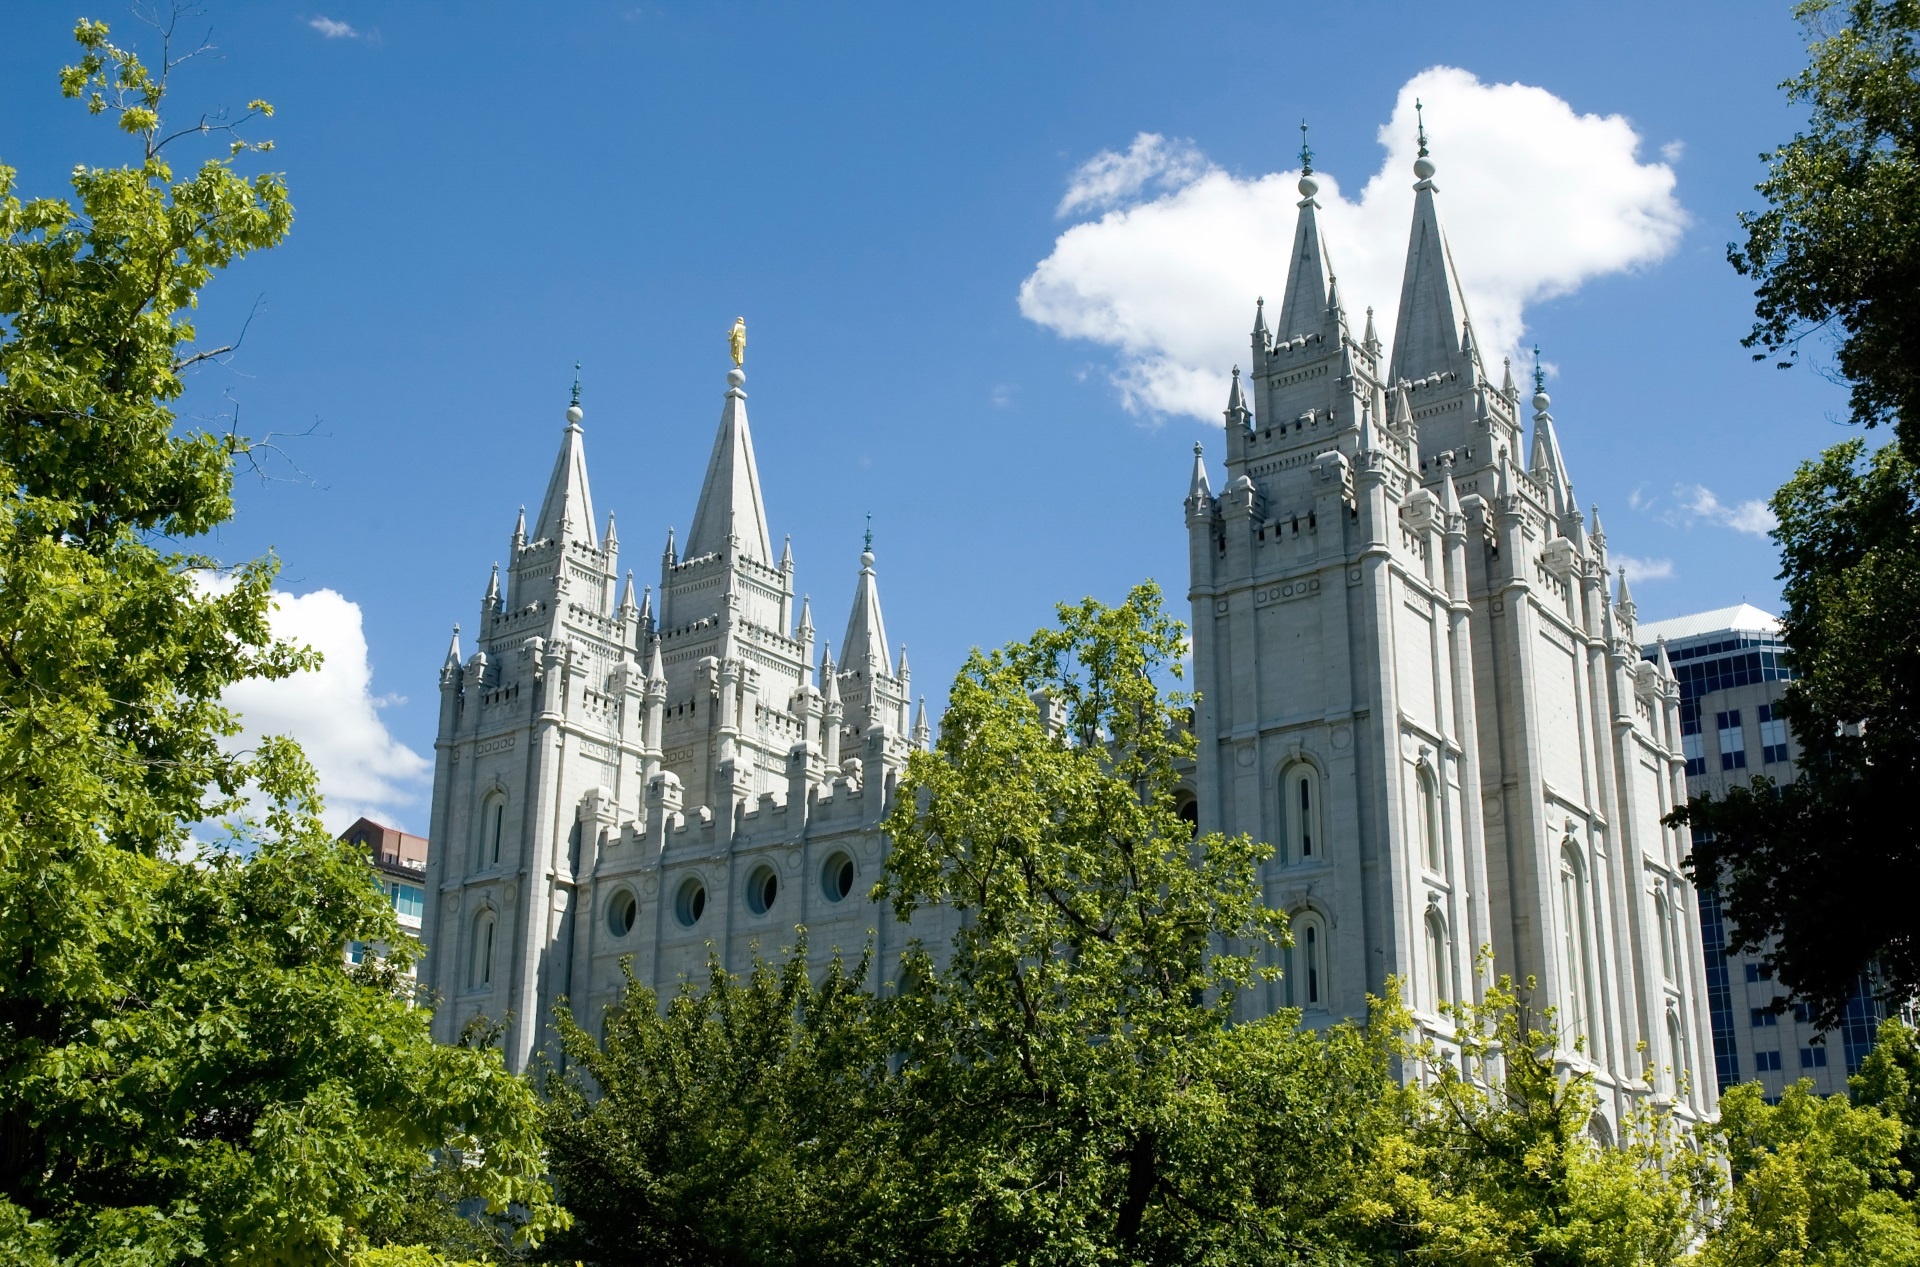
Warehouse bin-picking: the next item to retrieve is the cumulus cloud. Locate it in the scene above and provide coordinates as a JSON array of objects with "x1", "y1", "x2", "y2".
[
  {"x1": 1674, "y1": 484, "x2": 1777, "y2": 538},
  {"x1": 223, "y1": 588, "x2": 429, "y2": 833},
  {"x1": 1612, "y1": 554, "x2": 1676, "y2": 582},
  {"x1": 1057, "y1": 133, "x2": 1210, "y2": 217},
  {"x1": 1019, "y1": 66, "x2": 1688, "y2": 421},
  {"x1": 308, "y1": 16, "x2": 358, "y2": 38}
]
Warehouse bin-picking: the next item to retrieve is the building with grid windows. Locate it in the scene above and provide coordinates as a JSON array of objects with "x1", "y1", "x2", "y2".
[
  {"x1": 1637, "y1": 606, "x2": 1884, "y2": 1098},
  {"x1": 340, "y1": 817, "x2": 430, "y2": 973}
]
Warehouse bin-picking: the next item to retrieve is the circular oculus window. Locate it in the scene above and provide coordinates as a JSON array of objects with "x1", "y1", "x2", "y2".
[{"x1": 674, "y1": 878, "x2": 707, "y2": 927}]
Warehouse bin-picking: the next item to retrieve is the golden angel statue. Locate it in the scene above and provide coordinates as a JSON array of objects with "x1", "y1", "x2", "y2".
[{"x1": 728, "y1": 316, "x2": 746, "y2": 368}]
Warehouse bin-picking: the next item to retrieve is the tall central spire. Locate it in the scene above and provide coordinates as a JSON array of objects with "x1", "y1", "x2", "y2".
[
  {"x1": 685, "y1": 363, "x2": 773, "y2": 564},
  {"x1": 531, "y1": 369, "x2": 597, "y2": 548},
  {"x1": 1276, "y1": 157, "x2": 1337, "y2": 340},
  {"x1": 1386, "y1": 126, "x2": 1480, "y2": 386}
]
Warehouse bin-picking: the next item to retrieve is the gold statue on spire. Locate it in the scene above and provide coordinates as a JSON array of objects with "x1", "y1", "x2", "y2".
[{"x1": 728, "y1": 316, "x2": 746, "y2": 368}]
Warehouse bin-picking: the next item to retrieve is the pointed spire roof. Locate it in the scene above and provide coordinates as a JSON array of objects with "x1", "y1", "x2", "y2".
[
  {"x1": 645, "y1": 636, "x2": 666, "y2": 685},
  {"x1": 1390, "y1": 382, "x2": 1414, "y2": 433},
  {"x1": 513, "y1": 505, "x2": 526, "y2": 546},
  {"x1": 913, "y1": 696, "x2": 931, "y2": 748},
  {"x1": 605, "y1": 513, "x2": 619, "y2": 550},
  {"x1": 1655, "y1": 637, "x2": 1673, "y2": 676},
  {"x1": 639, "y1": 584, "x2": 652, "y2": 625},
  {"x1": 1387, "y1": 146, "x2": 1480, "y2": 385},
  {"x1": 485, "y1": 561, "x2": 500, "y2": 606},
  {"x1": 1440, "y1": 463, "x2": 1461, "y2": 517},
  {"x1": 1363, "y1": 306, "x2": 1379, "y2": 351},
  {"x1": 1225, "y1": 366, "x2": 1246, "y2": 417},
  {"x1": 1590, "y1": 504, "x2": 1605, "y2": 539},
  {"x1": 819, "y1": 641, "x2": 841, "y2": 705},
  {"x1": 618, "y1": 569, "x2": 637, "y2": 612},
  {"x1": 1616, "y1": 566, "x2": 1635, "y2": 611},
  {"x1": 532, "y1": 389, "x2": 597, "y2": 548},
  {"x1": 897, "y1": 644, "x2": 911, "y2": 679},
  {"x1": 840, "y1": 535, "x2": 892, "y2": 678},
  {"x1": 799, "y1": 593, "x2": 813, "y2": 632},
  {"x1": 443, "y1": 624, "x2": 462, "y2": 669},
  {"x1": 1501, "y1": 356, "x2": 1517, "y2": 398},
  {"x1": 1188, "y1": 442, "x2": 1213, "y2": 501},
  {"x1": 1529, "y1": 396, "x2": 1571, "y2": 515},
  {"x1": 1277, "y1": 173, "x2": 1337, "y2": 338},
  {"x1": 780, "y1": 534, "x2": 793, "y2": 569},
  {"x1": 685, "y1": 366, "x2": 773, "y2": 564},
  {"x1": 1252, "y1": 296, "x2": 1268, "y2": 339}
]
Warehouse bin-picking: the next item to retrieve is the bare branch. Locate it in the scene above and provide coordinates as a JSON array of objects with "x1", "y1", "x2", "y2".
[{"x1": 172, "y1": 293, "x2": 263, "y2": 373}]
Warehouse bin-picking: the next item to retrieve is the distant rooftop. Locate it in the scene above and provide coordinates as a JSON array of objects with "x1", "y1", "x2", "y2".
[
  {"x1": 340, "y1": 815, "x2": 428, "y2": 873},
  {"x1": 1636, "y1": 604, "x2": 1781, "y2": 647}
]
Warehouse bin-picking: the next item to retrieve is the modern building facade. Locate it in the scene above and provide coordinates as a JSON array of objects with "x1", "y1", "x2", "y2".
[
  {"x1": 1181, "y1": 144, "x2": 1716, "y2": 1130},
  {"x1": 418, "y1": 366, "x2": 940, "y2": 1073},
  {"x1": 341, "y1": 816, "x2": 429, "y2": 970},
  {"x1": 1636, "y1": 605, "x2": 1885, "y2": 1098}
]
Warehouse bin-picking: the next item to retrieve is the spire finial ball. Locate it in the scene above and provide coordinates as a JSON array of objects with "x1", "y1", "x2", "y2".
[
  {"x1": 1413, "y1": 154, "x2": 1436, "y2": 181},
  {"x1": 727, "y1": 366, "x2": 745, "y2": 388},
  {"x1": 1297, "y1": 172, "x2": 1319, "y2": 199},
  {"x1": 1533, "y1": 389, "x2": 1552, "y2": 413},
  {"x1": 566, "y1": 402, "x2": 584, "y2": 425}
]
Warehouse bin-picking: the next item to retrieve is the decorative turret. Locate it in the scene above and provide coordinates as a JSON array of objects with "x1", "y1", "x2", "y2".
[
  {"x1": 1187, "y1": 442, "x2": 1213, "y2": 506},
  {"x1": 1224, "y1": 366, "x2": 1249, "y2": 432},
  {"x1": 912, "y1": 697, "x2": 931, "y2": 751},
  {"x1": 512, "y1": 505, "x2": 526, "y2": 551},
  {"x1": 440, "y1": 624, "x2": 462, "y2": 686},
  {"x1": 618, "y1": 570, "x2": 638, "y2": 617},
  {"x1": 1387, "y1": 104, "x2": 1481, "y2": 387},
  {"x1": 1276, "y1": 159, "x2": 1337, "y2": 341},
  {"x1": 841, "y1": 524, "x2": 893, "y2": 679},
  {"x1": 531, "y1": 371, "x2": 597, "y2": 549},
  {"x1": 1363, "y1": 306, "x2": 1380, "y2": 357},
  {"x1": 685, "y1": 363, "x2": 773, "y2": 564},
  {"x1": 1615, "y1": 566, "x2": 1637, "y2": 626}
]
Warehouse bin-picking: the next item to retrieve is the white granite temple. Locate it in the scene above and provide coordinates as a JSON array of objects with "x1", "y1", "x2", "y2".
[
  {"x1": 421, "y1": 132, "x2": 1716, "y2": 1137},
  {"x1": 419, "y1": 364, "x2": 936, "y2": 1072},
  {"x1": 1181, "y1": 139, "x2": 1715, "y2": 1129}
]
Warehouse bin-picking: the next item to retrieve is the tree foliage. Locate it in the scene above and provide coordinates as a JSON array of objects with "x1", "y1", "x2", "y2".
[
  {"x1": 0, "y1": 18, "x2": 559, "y2": 1263},
  {"x1": 541, "y1": 946, "x2": 896, "y2": 1267},
  {"x1": 1732, "y1": 0, "x2": 1920, "y2": 452},
  {"x1": 1677, "y1": 439, "x2": 1920, "y2": 1025}
]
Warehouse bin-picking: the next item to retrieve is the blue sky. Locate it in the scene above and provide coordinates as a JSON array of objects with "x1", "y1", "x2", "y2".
[{"x1": 0, "y1": 3, "x2": 1851, "y2": 830}]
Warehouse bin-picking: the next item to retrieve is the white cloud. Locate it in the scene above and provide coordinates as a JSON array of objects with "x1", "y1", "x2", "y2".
[
  {"x1": 1660, "y1": 139, "x2": 1686, "y2": 163},
  {"x1": 1057, "y1": 133, "x2": 1210, "y2": 217},
  {"x1": 1612, "y1": 554, "x2": 1676, "y2": 582},
  {"x1": 1675, "y1": 483, "x2": 1777, "y2": 537},
  {"x1": 308, "y1": 16, "x2": 359, "y2": 38},
  {"x1": 223, "y1": 588, "x2": 429, "y2": 833},
  {"x1": 1019, "y1": 66, "x2": 1688, "y2": 421}
]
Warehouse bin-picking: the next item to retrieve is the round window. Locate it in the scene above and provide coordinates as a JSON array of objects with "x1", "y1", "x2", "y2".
[
  {"x1": 746, "y1": 863, "x2": 779, "y2": 915},
  {"x1": 607, "y1": 888, "x2": 638, "y2": 937},
  {"x1": 821, "y1": 852, "x2": 856, "y2": 902},
  {"x1": 674, "y1": 878, "x2": 707, "y2": 927}
]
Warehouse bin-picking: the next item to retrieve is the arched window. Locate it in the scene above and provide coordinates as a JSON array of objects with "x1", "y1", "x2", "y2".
[
  {"x1": 1286, "y1": 911, "x2": 1328, "y2": 1009},
  {"x1": 1416, "y1": 766, "x2": 1442, "y2": 873},
  {"x1": 1425, "y1": 909, "x2": 1452, "y2": 1013},
  {"x1": 1175, "y1": 793, "x2": 1199, "y2": 839},
  {"x1": 1281, "y1": 764, "x2": 1320, "y2": 863},
  {"x1": 470, "y1": 909, "x2": 496, "y2": 990},
  {"x1": 478, "y1": 792, "x2": 506, "y2": 869},
  {"x1": 1655, "y1": 892, "x2": 1675, "y2": 982},
  {"x1": 1667, "y1": 1008, "x2": 1688, "y2": 1096},
  {"x1": 1558, "y1": 847, "x2": 1595, "y2": 1047}
]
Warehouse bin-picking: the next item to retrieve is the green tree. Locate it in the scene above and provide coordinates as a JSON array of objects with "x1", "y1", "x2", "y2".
[
  {"x1": 1732, "y1": 0, "x2": 1920, "y2": 453},
  {"x1": 1695, "y1": 1081, "x2": 1920, "y2": 1267},
  {"x1": 1677, "y1": 439, "x2": 1920, "y2": 1025},
  {"x1": 1382, "y1": 976, "x2": 1711, "y2": 1267},
  {"x1": 877, "y1": 582, "x2": 1412, "y2": 1264},
  {"x1": 0, "y1": 19, "x2": 560, "y2": 1263},
  {"x1": 540, "y1": 946, "x2": 895, "y2": 1267}
]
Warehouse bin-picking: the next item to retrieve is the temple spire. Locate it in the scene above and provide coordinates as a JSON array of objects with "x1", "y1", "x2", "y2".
[
  {"x1": 1386, "y1": 125, "x2": 1480, "y2": 385},
  {"x1": 1277, "y1": 164, "x2": 1339, "y2": 338},
  {"x1": 840, "y1": 533, "x2": 892, "y2": 678},
  {"x1": 443, "y1": 624, "x2": 462, "y2": 670},
  {"x1": 618, "y1": 569, "x2": 637, "y2": 614},
  {"x1": 530, "y1": 377, "x2": 597, "y2": 548},
  {"x1": 484, "y1": 561, "x2": 500, "y2": 607},
  {"x1": 1188, "y1": 442, "x2": 1213, "y2": 501},
  {"x1": 685, "y1": 363, "x2": 773, "y2": 564}
]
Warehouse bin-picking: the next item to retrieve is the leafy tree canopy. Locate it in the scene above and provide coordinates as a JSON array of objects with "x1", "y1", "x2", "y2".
[
  {"x1": 0, "y1": 17, "x2": 561, "y2": 1263},
  {"x1": 1733, "y1": 0, "x2": 1920, "y2": 452},
  {"x1": 1677, "y1": 439, "x2": 1920, "y2": 1026}
]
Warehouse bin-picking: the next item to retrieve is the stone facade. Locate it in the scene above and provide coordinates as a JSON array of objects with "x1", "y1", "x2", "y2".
[
  {"x1": 1182, "y1": 150, "x2": 1716, "y2": 1130},
  {"x1": 419, "y1": 368, "x2": 936, "y2": 1072}
]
